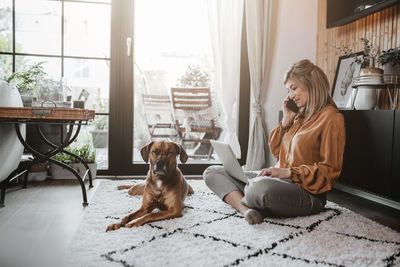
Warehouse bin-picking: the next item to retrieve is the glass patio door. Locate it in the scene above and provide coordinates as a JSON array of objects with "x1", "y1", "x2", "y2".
[
  {"x1": 111, "y1": 0, "x2": 249, "y2": 176},
  {"x1": 132, "y1": 0, "x2": 225, "y2": 169}
]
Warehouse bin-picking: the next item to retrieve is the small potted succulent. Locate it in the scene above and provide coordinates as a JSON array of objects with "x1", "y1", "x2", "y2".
[
  {"x1": 378, "y1": 47, "x2": 400, "y2": 83},
  {"x1": 50, "y1": 143, "x2": 97, "y2": 180}
]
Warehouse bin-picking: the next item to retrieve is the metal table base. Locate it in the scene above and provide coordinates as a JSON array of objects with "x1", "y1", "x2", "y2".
[{"x1": 0, "y1": 120, "x2": 93, "y2": 207}]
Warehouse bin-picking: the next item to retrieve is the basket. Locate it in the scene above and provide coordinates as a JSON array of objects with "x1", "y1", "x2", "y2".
[{"x1": 0, "y1": 107, "x2": 95, "y2": 121}]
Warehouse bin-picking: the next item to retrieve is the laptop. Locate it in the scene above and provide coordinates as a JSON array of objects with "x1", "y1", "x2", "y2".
[{"x1": 210, "y1": 140, "x2": 258, "y2": 183}]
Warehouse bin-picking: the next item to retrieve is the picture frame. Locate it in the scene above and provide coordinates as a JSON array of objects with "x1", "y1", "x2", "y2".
[{"x1": 331, "y1": 53, "x2": 363, "y2": 109}]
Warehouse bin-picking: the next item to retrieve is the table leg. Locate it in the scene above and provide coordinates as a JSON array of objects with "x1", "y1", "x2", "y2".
[
  {"x1": 0, "y1": 167, "x2": 28, "y2": 208},
  {"x1": 60, "y1": 150, "x2": 94, "y2": 188},
  {"x1": 0, "y1": 186, "x2": 5, "y2": 208},
  {"x1": 37, "y1": 123, "x2": 93, "y2": 189},
  {"x1": 23, "y1": 170, "x2": 28, "y2": 188},
  {"x1": 15, "y1": 123, "x2": 89, "y2": 206},
  {"x1": 48, "y1": 158, "x2": 88, "y2": 206}
]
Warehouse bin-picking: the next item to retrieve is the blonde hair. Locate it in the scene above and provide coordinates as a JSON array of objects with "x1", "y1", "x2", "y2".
[{"x1": 283, "y1": 59, "x2": 336, "y2": 121}]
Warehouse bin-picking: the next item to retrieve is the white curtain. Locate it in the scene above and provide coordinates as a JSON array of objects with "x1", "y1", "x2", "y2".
[
  {"x1": 244, "y1": 0, "x2": 271, "y2": 170},
  {"x1": 207, "y1": 0, "x2": 244, "y2": 158}
]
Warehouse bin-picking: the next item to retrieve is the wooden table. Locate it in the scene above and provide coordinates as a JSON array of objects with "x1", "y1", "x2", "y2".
[{"x1": 0, "y1": 107, "x2": 95, "y2": 207}]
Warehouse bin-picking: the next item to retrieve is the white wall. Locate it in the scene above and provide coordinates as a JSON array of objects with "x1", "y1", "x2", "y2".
[{"x1": 263, "y1": 0, "x2": 318, "y2": 166}]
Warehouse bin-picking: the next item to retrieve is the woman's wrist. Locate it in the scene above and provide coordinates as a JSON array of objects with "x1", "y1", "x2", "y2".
[
  {"x1": 281, "y1": 118, "x2": 293, "y2": 129},
  {"x1": 286, "y1": 168, "x2": 291, "y2": 179}
]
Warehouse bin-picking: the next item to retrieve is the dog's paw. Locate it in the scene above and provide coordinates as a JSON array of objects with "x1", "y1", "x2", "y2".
[
  {"x1": 125, "y1": 222, "x2": 141, "y2": 228},
  {"x1": 121, "y1": 216, "x2": 131, "y2": 225},
  {"x1": 106, "y1": 223, "x2": 122, "y2": 231},
  {"x1": 117, "y1": 185, "x2": 132, "y2": 190}
]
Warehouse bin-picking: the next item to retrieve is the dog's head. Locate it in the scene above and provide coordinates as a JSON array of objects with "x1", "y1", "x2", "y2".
[{"x1": 140, "y1": 141, "x2": 188, "y2": 177}]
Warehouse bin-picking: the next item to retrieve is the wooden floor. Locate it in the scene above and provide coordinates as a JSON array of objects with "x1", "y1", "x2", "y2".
[
  {"x1": 0, "y1": 179, "x2": 101, "y2": 267},
  {"x1": 0, "y1": 179, "x2": 399, "y2": 267}
]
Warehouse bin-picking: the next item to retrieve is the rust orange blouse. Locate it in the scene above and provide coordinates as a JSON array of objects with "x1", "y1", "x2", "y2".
[{"x1": 268, "y1": 104, "x2": 346, "y2": 195}]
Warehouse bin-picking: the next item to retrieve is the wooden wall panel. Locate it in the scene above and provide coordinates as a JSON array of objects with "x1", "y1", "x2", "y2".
[{"x1": 316, "y1": 1, "x2": 400, "y2": 91}]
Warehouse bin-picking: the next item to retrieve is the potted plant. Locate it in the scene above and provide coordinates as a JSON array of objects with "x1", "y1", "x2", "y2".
[
  {"x1": 7, "y1": 62, "x2": 46, "y2": 107},
  {"x1": 90, "y1": 116, "x2": 108, "y2": 148},
  {"x1": 6, "y1": 62, "x2": 69, "y2": 153},
  {"x1": 334, "y1": 37, "x2": 380, "y2": 68},
  {"x1": 26, "y1": 162, "x2": 48, "y2": 182},
  {"x1": 378, "y1": 47, "x2": 400, "y2": 83},
  {"x1": 50, "y1": 144, "x2": 97, "y2": 180},
  {"x1": 177, "y1": 64, "x2": 211, "y2": 88}
]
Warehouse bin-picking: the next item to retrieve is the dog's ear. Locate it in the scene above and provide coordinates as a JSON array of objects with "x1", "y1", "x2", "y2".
[
  {"x1": 140, "y1": 141, "x2": 154, "y2": 163},
  {"x1": 174, "y1": 143, "x2": 188, "y2": 163}
]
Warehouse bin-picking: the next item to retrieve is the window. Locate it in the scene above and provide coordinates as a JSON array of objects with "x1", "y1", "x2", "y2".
[
  {"x1": 0, "y1": 0, "x2": 249, "y2": 175},
  {"x1": 0, "y1": 0, "x2": 111, "y2": 170}
]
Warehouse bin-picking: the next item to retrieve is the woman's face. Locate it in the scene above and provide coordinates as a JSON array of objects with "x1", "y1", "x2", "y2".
[{"x1": 285, "y1": 80, "x2": 309, "y2": 108}]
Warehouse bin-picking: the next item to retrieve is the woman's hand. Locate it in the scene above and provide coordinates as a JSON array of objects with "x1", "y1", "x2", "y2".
[
  {"x1": 282, "y1": 95, "x2": 297, "y2": 128},
  {"x1": 258, "y1": 167, "x2": 291, "y2": 179}
]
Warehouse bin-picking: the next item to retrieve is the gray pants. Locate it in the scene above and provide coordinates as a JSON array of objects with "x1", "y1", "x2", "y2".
[{"x1": 203, "y1": 166, "x2": 326, "y2": 217}]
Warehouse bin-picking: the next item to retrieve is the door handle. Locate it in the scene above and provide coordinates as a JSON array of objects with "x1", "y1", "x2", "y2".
[{"x1": 126, "y1": 37, "x2": 132, "y2": 57}]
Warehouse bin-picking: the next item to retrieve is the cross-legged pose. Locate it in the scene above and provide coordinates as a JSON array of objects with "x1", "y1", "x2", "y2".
[{"x1": 204, "y1": 59, "x2": 346, "y2": 224}]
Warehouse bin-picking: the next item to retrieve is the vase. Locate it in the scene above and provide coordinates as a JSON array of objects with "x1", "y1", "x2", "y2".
[
  {"x1": 353, "y1": 67, "x2": 382, "y2": 110},
  {"x1": 20, "y1": 94, "x2": 33, "y2": 107},
  {"x1": 353, "y1": 86, "x2": 378, "y2": 110},
  {"x1": 358, "y1": 67, "x2": 384, "y2": 84},
  {"x1": 90, "y1": 129, "x2": 108, "y2": 148}
]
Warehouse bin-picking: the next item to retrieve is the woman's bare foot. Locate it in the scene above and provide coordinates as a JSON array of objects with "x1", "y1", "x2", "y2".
[
  {"x1": 244, "y1": 209, "x2": 264, "y2": 225},
  {"x1": 223, "y1": 191, "x2": 264, "y2": 225}
]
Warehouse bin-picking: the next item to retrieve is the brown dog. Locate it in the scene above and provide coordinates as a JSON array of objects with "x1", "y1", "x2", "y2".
[{"x1": 106, "y1": 141, "x2": 194, "y2": 231}]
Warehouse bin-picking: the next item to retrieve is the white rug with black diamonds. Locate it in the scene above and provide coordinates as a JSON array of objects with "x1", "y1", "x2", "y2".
[{"x1": 65, "y1": 180, "x2": 400, "y2": 267}]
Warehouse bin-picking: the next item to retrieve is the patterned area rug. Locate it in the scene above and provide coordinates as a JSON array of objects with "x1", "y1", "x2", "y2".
[{"x1": 65, "y1": 180, "x2": 400, "y2": 267}]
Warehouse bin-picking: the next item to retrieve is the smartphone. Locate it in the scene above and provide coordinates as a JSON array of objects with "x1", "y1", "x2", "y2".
[{"x1": 286, "y1": 98, "x2": 299, "y2": 113}]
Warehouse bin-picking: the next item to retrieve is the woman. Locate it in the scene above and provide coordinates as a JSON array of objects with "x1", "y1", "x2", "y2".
[{"x1": 203, "y1": 59, "x2": 346, "y2": 224}]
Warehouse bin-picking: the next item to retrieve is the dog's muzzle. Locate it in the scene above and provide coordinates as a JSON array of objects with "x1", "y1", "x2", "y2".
[{"x1": 153, "y1": 159, "x2": 168, "y2": 176}]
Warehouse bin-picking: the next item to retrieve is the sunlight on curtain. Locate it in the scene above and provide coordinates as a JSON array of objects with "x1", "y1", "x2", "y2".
[
  {"x1": 133, "y1": 0, "x2": 218, "y2": 163},
  {"x1": 207, "y1": 0, "x2": 244, "y2": 158},
  {"x1": 244, "y1": 0, "x2": 271, "y2": 170}
]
